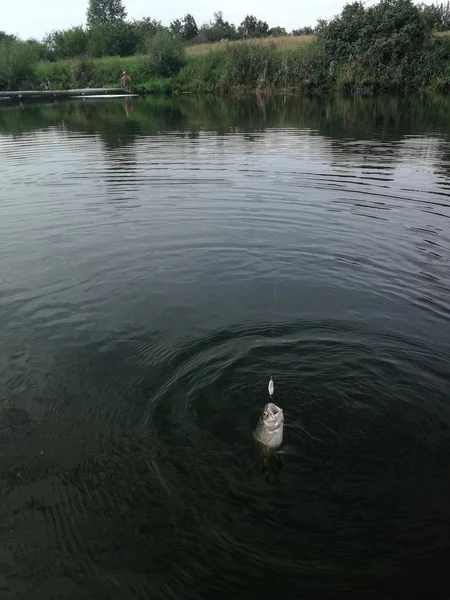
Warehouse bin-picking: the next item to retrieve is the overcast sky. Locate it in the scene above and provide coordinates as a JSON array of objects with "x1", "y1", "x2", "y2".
[{"x1": 1, "y1": 0, "x2": 436, "y2": 40}]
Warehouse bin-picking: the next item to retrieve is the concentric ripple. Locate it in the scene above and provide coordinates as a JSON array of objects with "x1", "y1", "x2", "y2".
[{"x1": 0, "y1": 95, "x2": 450, "y2": 599}]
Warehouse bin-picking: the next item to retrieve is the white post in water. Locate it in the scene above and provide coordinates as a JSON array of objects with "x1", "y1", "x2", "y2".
[{"x1": 268, "y1": 377, "x2": 274, "y2": 397}]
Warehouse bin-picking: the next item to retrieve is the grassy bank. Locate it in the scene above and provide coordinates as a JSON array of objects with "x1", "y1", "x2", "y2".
[
  {"x1": 32, "y1": 42, "x2": 328, "y2": 94},
  {"x1": 5, "y1": 0, "x2": 450, "y2": 96},
  {"x1": 34, "y1": 33, "x2": 450, "y2": 96},
  {"x1": 35, "y1": 55, "x2": 172, "y2": 93}
]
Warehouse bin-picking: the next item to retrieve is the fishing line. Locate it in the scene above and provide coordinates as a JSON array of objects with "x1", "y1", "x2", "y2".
[{"x1": 268, "y1": 251, "x2": 275, "y2": 399}]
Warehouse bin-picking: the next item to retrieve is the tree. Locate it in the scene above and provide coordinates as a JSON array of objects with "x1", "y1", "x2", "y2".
[
  {"x1": 197, "y1": 11, "x2": 236, "y2": 43},
  {"x1": 420, "y1": 1, "x2": 450, "y2": 31},
  {"x1": 238, "y1": 15, "x2": 269, "y2": 38},
  {"x1": 0, "y1": 31, "x2": 17, "y2": 44},
  {"x1": 315, "y1": 18, "x2": 329, "y2": 34},
  {"x1": 133, "y1": 18, "x2": 163, "y2": 53},
  {"x1": 292, "y1": 26, "x2": 314, "y2": 35},
  {"x1": 87, "y1": 22, "x2": 138, "y2": 56},
  {"x1": 170, "y1": 18, "x2": 183, "y2": 37},
  {"x1": 44, "y1": 26, "x2": 88, "y2": 59},
  {"x1": 25, "y1": 39, "x2": 48, "y2": 60},
  {"x1": 43, "y1": 30, "x2": 65, "y2": 58},
  {"x1": 268, "y1": 26, "x2": 287, "y2": 37},
  {"x1": 181, "y1": 14, "x2": 198, "y2": 40},
  {"x1": 170, "y1": 14, "x2": 198, "y2": 40},
  {"x1": 86, "y1": 0, "x2": 127, "y2": 27}
]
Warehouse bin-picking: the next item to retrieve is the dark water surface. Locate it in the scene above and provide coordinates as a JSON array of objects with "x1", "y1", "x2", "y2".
[{"x1": 1, "y1": 95, "x2": 450, "y2": 599}]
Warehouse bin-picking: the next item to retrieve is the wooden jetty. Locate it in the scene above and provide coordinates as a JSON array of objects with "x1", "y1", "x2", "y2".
[{"x1": 0, "y1": 88, "x2": 137, "y2": 104}]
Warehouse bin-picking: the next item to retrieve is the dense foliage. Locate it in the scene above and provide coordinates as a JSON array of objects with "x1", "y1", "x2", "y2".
[
  {"x1": 170, "y1": 14, "x2": 199, "y2": 41},
  {"x1": 3, "y1": 1, "x2": 450, "y2": 61},
  {"x1": 1, "y1": 0, "x2": 450, "y2": 93},
  {"x1": 145, "y1": 31, "x2": 186, "y2": 78},
  {"x1": 0, "y1": 38, "x2": 40, "y2": 90},
  {"x1": 319, "y1": 0, "x2": 450, "y2": 92}
]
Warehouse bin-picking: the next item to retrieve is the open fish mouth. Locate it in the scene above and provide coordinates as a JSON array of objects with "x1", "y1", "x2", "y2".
[
  {"x1": 264, "y1": 403, "x2": 284, "y2": 425},
  {"x1": 267, "y1": 403, "x2": 282, "y2": 418},
  {"x1": 254, "y1": 402, "x2": 284, "y2": 449}
]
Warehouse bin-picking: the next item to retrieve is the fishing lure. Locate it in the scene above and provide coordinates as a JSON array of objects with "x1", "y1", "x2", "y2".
[{"x1": 268, "y1": 377, "x2": 274, "y2": 397}]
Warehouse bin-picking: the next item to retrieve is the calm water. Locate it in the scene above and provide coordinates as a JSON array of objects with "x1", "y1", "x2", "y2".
[{"x1": 1, "y1": 95, "x2": 450, "y2": 599}]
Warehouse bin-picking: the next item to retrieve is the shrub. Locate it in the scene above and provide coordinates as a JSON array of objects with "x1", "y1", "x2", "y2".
[
  {"x1": 145, "y1": 31, "x2": 186, "y2": 77},
  {"x1": 0, "y1": 41, "x2": 40, "y2": 90}
]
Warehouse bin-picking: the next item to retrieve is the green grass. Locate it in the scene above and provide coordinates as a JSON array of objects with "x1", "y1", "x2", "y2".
[{"x1": 35, "y1": 55, "x2": 172, "y2": 92}]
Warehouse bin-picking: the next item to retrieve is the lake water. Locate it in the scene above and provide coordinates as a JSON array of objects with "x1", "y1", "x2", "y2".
[{"x1": 0, "y1": 95, "x2": 450, "y2": 599}]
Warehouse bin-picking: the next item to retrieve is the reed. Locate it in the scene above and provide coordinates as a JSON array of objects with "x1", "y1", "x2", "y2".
[{"x1": 175, "y1": 41, "x2": 328, "y2": 93}]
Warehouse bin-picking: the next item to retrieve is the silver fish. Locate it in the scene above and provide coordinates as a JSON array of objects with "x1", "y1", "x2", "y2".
[{"x1": 254, "y1": 402, "x2": 284, "y2": 449}]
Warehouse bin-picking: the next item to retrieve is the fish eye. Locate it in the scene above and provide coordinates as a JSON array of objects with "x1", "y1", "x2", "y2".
[{"x1": 263, "y1": 411, "x2": 268, "y2": 417}]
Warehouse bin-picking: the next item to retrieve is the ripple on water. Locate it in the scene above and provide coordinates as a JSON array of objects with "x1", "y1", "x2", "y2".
[{"x1": 0, "y1": 98, "x2": 450, "y2": 598}]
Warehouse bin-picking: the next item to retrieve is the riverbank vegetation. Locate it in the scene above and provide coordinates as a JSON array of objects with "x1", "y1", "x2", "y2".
[{"x1": 1, "y1": 0, "x2": 450, "y2": 93}]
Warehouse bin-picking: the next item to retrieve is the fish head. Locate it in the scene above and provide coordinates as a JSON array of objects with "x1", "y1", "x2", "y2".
[{"x1": 254, "y1": 402, "x2": 284, "y2": 449}]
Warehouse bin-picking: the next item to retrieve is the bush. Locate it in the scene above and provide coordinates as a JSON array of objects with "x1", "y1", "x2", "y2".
[
  {"x1": 146, "y1": 31, "x2": 186, "y2": 77},
  {"x1": 321, "y1": 0, "x2": 428, "y2": 66},
  {"x1": 317, "y1": 0, "x2": 446, "y2": 90},
  {"x1": 0, "y1": 40, "x2": 40, "y2": 90}
]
